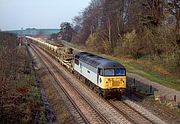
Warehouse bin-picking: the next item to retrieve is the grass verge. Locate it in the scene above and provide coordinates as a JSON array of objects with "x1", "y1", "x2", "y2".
[{"x1": 62, "y1": 41, "x2": 180, "y2": 91}]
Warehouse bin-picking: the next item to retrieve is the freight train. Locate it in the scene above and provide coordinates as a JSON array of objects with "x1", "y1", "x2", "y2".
[{"x1": 26, "y1": 36, "x2": 126, "y2": 98}]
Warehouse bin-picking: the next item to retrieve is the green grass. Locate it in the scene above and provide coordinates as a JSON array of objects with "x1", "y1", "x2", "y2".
[
  {"x1": 63, "y1": 41, "x2": 180, "y2": 91},
  {"x1": 98, "y1": 54, "x2": 180, "y2": 91}
]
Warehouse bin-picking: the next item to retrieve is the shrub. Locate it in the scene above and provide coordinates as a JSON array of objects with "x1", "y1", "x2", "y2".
[
  {"x1": 115, "y1": 30, "x2": 141, "y2": 58},
  {"x1": 86, "y1": 34, "x2": 97, "y2": 51},
  {"x1": 86, "y1": 31, "x2": 112, "y2": 54}
]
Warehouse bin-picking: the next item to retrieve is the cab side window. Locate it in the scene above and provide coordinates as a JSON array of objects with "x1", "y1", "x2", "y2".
[
  {"x1": 115, "y1": 68, "x2": 126, "y2": 76},
  {"x1": 75, "y1": 59, "x2": 79, "y2": 65},
  {"x1": 98, "y1": 68, "x2": 103, "y2": 76}
]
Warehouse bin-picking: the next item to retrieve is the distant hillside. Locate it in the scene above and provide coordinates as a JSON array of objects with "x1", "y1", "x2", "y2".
[{"x1": 6, "y1": 28, "x2": 59, "y2": 36}]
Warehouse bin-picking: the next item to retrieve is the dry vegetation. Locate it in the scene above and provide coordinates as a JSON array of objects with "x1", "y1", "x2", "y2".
[
  {"x1": 51, "y1": 0, "x2": 180, "y2": 77},
  {"x1": 69, "y1": 0, "x2": 180, "y2": 78},
  {"x1": 0, "y1": 32, "x2": 46, "y2": 123},
  {"x1": 36, "y1": 68, "x2": 75, "y2": 123}
]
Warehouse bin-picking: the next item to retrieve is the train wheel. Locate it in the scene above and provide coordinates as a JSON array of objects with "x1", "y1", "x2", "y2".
[
  {"x1": 102, "y1": 90, "x2": 108, "y2": 99},
  {"x1": 99, "y1": 89, "x2": 104, "y2": 97},
  {"x1": 94, "y1": 86, "x2": 99, "y2": 94},
  {"x1": 71, "y1": 70, "x2": 74, "y2": 74},
  {"x1": 89, "y1": 83, "x2": 94, "y2": 90},
  {"x1": 116, "y1": 93, "x2": 122, "y2": 100},
  {"x1": 86, "y1": 80, "x2": 90, "y2": 86},
  {"x1": 97, "y1": 87, "x2": 102, "y2": 96},
  {"x1": 84, "y1": 78, "x2": 86, "y2": 83}
]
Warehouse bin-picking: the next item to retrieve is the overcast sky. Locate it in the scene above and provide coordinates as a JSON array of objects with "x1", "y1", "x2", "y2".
[{"x1": 0, "y1": 0, "x2": 91, "y2": 31}]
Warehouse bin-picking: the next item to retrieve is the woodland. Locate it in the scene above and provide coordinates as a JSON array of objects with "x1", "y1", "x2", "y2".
[{"x1": 58, "y1": 0, "x2": 180, "y2": 73}]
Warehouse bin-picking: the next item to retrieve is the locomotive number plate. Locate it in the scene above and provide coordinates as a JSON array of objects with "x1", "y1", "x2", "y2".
[{"x1": 113, "y1": 78, "x2": 120, "y2": 82}]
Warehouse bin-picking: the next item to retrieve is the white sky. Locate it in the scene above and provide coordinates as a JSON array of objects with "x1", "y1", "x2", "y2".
[{"x1": 0, "y1": 0, "x2": 91, "y2": 31}]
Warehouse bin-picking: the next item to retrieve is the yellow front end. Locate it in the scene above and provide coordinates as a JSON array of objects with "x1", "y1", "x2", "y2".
[{"x1": 101, "y1": 76, "x2": 126, "y2": 89}]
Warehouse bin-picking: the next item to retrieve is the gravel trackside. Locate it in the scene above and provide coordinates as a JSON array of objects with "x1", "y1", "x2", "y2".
[{"x1": 127, "y1": 73, "x2": 180, "y2": 103}]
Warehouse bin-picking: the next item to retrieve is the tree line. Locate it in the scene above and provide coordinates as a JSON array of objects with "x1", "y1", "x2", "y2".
[{"x1": 57, "y1": 0, "x2": 180, "y2": 73}]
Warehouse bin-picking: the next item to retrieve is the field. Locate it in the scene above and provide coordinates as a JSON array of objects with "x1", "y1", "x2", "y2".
[{"x1": 6, "y1": 28, "x2": 59, "y2": 36}]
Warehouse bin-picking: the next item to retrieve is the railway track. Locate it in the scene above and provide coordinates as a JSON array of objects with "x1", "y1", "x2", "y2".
[
  {"x1": 31, "y1": 44, "x2": 109, "y2": 124},
  {"x1": 108, "y1": 99, "x2": 153, "y2": 124},
  {"x1": 29, "y1": 42, "x2": 166, "y2": 124}
]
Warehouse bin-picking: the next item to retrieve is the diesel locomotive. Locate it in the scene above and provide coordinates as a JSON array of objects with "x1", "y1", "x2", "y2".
[
  {"x1": 26, "y1": 36, "x2": 126, "y2": 98},
  {"x1": 74, "y1": 52, "x2": 126, "y2": 98}
]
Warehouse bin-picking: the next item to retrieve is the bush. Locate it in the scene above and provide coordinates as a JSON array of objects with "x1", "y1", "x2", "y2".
[
  {"x1": 86, "y1": 31, "x2": 112, "y2": 54},
  {"x1": 115, "y1": 30, "x2": 142, "y2": 58},
  {"x1": 138, "y1": 27, "x2": 180, "y2": 73},
  {"x1": 86, "y1": 34, "x2": 97, "y2": 51},
  {"x1": 114, "y1": 27, "x2": 180, "y2": 74}
]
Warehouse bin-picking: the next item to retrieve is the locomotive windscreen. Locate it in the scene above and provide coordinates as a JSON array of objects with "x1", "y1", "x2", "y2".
[{"x1": 104, "y1": 68, "x2": 126, "y2": 76}]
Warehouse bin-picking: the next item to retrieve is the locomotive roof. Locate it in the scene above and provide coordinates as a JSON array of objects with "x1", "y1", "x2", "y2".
[{"x1": 75, "y1": 52, "x2": 125, "y2": 69}]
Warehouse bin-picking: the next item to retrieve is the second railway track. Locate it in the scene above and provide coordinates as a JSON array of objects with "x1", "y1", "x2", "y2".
[{"x1": 108, "y1": 99, "x2": 154, "y2": 124}]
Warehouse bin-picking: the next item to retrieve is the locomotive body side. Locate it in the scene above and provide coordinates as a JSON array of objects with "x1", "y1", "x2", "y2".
[{"x1": 74, "y1": 58, "x2": 98, "y2": 85}]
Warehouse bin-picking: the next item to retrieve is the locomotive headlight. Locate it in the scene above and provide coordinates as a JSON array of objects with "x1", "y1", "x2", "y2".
[
  {"x1": 106, "y1": 78, "x2": 109, "y2": 83},
  {"x1": 119, "y1": 78, "x2": 125, "y2": 83}
]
